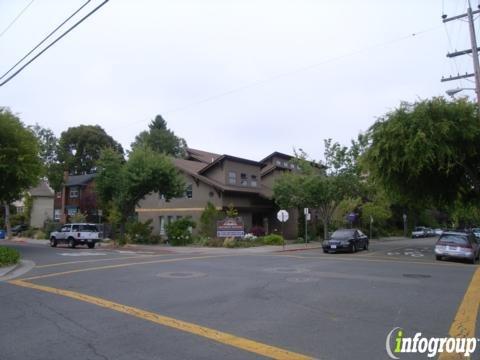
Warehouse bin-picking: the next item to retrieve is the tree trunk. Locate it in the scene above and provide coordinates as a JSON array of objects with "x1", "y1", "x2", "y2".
[{"x1": 323, "y1": 218, "x2": 329, "y2": 240}]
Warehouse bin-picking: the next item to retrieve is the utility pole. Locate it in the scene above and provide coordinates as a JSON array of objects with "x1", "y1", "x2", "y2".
[{"x1": 441, "y1": 1, "x2": 480, "y2": 110}]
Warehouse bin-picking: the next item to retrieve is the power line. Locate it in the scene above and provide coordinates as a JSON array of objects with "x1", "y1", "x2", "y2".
[
  {"x1": 0, "y1": 0, "x2": 36, "y2": 39},
  {"x1": 0, "y1": 0, "x2": 109, "y2": 87},
  {"x1": 0, "y1": 0, "x2": 92, "y2": 82}
]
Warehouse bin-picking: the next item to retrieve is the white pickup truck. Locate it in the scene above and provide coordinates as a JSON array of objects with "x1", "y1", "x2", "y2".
[{"x1": 50, "y1": 223, "x2": 101, "y2": 248}]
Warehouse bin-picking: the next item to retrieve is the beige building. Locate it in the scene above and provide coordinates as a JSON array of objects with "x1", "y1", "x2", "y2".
[
  {"x1": 13, "y1": 180, "x2": 55, "y2": 228},
  {"x1": 136, "y1": 148, "x2": 301, "y2": 239}
]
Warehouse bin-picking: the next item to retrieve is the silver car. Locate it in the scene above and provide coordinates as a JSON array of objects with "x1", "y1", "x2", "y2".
[{"x1": 435, "y1": 232, "x2": 480, "y2": 264}]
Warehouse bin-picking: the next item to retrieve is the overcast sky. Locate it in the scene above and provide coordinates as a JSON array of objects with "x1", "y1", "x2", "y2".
[{"x1": 0, "y1": 0, "x2": 477, "y2": 161}]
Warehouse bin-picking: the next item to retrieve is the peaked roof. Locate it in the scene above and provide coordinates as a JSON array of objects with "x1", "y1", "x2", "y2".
[
  {"x1": 29, "y1": 180, "x2": 54, "y2": 197},
  {"x1": 186, "y1": 148, "x2": 221, "y2": 164},
  {"x1": 66, "y1": 173, "x2": 96, "y2": 186},
  {"x1": 259, "y1": 151, "x2": 293, "y2": 165},
  {"x1": 198, "y1": 154, "x2": 262, "y2": 175}
]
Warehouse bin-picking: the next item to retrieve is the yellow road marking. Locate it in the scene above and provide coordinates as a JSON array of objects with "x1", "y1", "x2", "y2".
[
  {"x1": 21, "y1": 254, "x2": 237, "y2": 281},
  {"x1": 35, "y1": 254, "x2": 161, "y2": 268},
  {"x1": 438, "y1": 267, "x2": 480, "y2": 360},
  {"x1": 9, "y1": 279, "x2": 313, "y2": 360}
]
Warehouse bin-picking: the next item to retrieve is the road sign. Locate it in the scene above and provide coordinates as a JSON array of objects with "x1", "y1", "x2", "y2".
[
  {"x1": 277, "y1": 210, "x2": 289, "y2": 222},
  {"x1": 304, "y1": 208, "x2": 309, "y2": 215}
]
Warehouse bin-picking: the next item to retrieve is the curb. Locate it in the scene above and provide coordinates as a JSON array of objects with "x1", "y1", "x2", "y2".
[
  {"x1": 0, "y1": 263, "x2": 16, "y2": 277},
  {"x1": 276, "y1": 246, "x2": 323, "y2": 253},
  {"x1": 0, "y1": 260, "x2": 35, "y2": 281}
]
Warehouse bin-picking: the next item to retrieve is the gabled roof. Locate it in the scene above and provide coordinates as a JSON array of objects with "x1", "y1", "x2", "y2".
[
  {"x1": 186, "y1": 148, "x2": 221, "y2": 164},
  {"x1": 29, "y1": 180, "x2": 54, "y2": 197},
  {"x1": 198, "y1": 154, "x2": 262, "y2": 175},
  {"x1": 66, "y1": 173, "x2": 96, "y2": 186},
  {"x1": 260, "y1": 163, "x2": 290, "y2": 177},
  {"x1": 259, "y1": 151, "x2": 293, "y2": 165}
]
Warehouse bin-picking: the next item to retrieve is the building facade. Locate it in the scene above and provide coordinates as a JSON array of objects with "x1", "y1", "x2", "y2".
[{"x1": 137, "y1": 148, "x2": 301, "y2": 239}]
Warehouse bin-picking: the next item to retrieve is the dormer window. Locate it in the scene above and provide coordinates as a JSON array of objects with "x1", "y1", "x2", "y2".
[
  {"x1": 69, "y1": 187, "x2": 79, "y2": 198},
  {"x1": 276, "y1": 160, "x2": 281, "y2": 166},
  {"x1": 251, "y1": 175, "x2": 257, "y2": 187}
]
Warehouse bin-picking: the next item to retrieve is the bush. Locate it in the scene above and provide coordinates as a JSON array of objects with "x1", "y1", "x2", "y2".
[
  {"x1": 199, "y1": 202, "x2": 221, "y2": 237},
  {"x1": 44, "y1": 220, "x2": 60, "y2": 238},
  {"x1": 262, "y1": 234, "x2": 284, "y2": 245},
  {"x1": 223, "y1": 237, "x2": 237, "y2": 248},
  {"x1": 0, "y1": 246, "x2": 20, "y2": 266},
  {"x1": 250, "y1": 226, "x2": 265, "y2": 237},
  {"x1": 165, "y1": 218, "x2": 196, "y2": 246},
  {"x1": 125, "y1": 219, "x2": 153, "y2": 244},
  {"x1": 205, "y1": 238, "x2": 224, "y2": 247}
]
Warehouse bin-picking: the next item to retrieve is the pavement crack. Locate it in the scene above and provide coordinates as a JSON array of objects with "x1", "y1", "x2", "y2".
[{"x1": 87, "y1": 342, "x2": 109, "y2": 360}]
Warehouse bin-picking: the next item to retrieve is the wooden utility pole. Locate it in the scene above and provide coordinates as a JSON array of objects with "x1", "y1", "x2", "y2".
[{"x1": 441, "y1": 1, "x2": 480, "y2": 109}]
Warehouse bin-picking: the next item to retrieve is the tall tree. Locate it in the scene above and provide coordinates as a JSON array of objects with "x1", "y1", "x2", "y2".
[
  {"x1": 30, "y1": 124, "x2": 64, "y2": 191},
  {"x1": 58, "y1": 125, "x2": 123, "y2": 175},
  {"x1": 363, "y1": 97, "x2": 480, "y2": 207},
  {"x1": 96, "y1": 146, "x2": 184, "y2": 240},
  {"x1": 131, "y1": 115, "x2": 187, "y2": 158},
  {"x1": 0, "y1": 108, "x2": 42, "y2": 237}
]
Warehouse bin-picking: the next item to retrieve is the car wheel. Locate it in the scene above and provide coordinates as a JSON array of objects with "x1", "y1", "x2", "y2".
[
  {"x1": 50, "y1": 237, "x2": 57, "y2": 247},
  {"x1": 87, "y1": 243, "x2": 95, "y2": 249},
  {"x1": 436, "y1": 255, "x2": 442, "y2": 261},
  {"x1": 470, "y1": 257, "x2": 477, "y2": 265},
  {"x1": 363, "y1": 241, "x2": 369, "y2": 251},
  {"x1": 351, "y1": 243, "x2": 357, "y2": 253},
  {"x1": 68, "y1": 238, "x2": 76, "y2": 249}
]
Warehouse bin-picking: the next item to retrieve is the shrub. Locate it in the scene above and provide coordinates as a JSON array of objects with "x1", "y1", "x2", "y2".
[
  {"x1": 165, "y1": 218, "x2": 196, "y2": 246},
  {"x1": 205, "y1": 238, "x2": 224, "y2": 247},
  {"x1": 262, "y1": 234, "x2": 284, "y2": 245},
  {"x1": 250, "y1": 226, "x2": 265, "y2": 237},
  {"x1": 70, "y1": 212, "x2": 87, "y2": 223},
  {"x1": 44, "y1": 220, "x2": 60, "y2": 237},
  {"x1": 199, "y1": 202, "x2": 221, "y2": 237},
  {"x1": 0, "y1": 246, "x2": 20, "y2": 266},
  {"x1": 223, "y1": 237, "x2": 237, "y2": 248},
  {"x1": 125, "y1": 219, "x2": 153, "y2": 244},
  {"x1": 243, "y1": 233, "x2": 257, "y2": 241}
]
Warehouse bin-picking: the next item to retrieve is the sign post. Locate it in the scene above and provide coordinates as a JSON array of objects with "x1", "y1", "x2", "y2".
[
  {"x1": 277, "y1": 210, "x2": 289, "y2": 250},
  {"x1": 370, "y1": 216, "x2": 373, "y2": 240},
  {"x1": 304, "y1": 208, "x2": 309, "y2": 247}
]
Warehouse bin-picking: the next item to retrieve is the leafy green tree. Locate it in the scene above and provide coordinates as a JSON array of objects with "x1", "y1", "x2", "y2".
[
  {"x1": 96, "y1": 146, "x2": 184, "y2": 241},
  {"x1": 363, "y1": 97, "x2": 480, "y2": 207},
  {"x1": 58, "y1": 125, "x2": 123, "y2": 175},
  {"x1": 131, "y1": 115, "x2": 187, "y2": 158},
  {"x1": 29, "y1": 124, "x2": 64, "y2": 191},
  {"x1": 0, "y1": 108, "x2": 42, "y2": 237}
]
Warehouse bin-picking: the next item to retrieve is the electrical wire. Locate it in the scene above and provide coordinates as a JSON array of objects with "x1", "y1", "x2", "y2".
[
  {"x1": 0, "y1": 0, "x2": 92, "y2": 82},
  {"x1": 0, "y1": 0, "x2": 35, "y2": 39},
  {"x1": 0, "y1": 0, "x2": 109, "y2": 87}
]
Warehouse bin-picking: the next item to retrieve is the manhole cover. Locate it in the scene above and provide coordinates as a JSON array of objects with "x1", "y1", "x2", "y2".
[
  {"x1": 402, "y1": 274, "x2": 431, "y2": 279},
  {"x1": 157, "y1": 272, "x2": 206, "y2": 279}
]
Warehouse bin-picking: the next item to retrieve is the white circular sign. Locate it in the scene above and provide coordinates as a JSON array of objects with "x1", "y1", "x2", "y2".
[{"x1": 277, "y1": 209, "x2": 289, "y2": 222}]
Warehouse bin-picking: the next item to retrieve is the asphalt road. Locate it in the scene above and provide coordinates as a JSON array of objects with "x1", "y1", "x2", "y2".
[{"x1": 0, "y1": 237, "x2": 479, "y2": 360}]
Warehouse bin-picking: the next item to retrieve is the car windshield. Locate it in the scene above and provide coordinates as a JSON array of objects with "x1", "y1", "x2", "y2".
[
  {"x1": 438, "y1": 234, "x2": 468, "y2": 245},
  {"x1": 331, "y1": 230, "x2": 355, "y2": 239}
]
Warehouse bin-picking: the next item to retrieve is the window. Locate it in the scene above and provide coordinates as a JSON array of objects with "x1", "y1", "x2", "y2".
[
  {"x1": 276, "y1": 160, "x2": 281, "y2": 166},
  {"x1": 185, "y1": 184, "x2": 193, "y2": 199},
  {"x1": 69, "y1": 187, "x2": 79, "y2": 198},
  {"x1": 290, "y1": 163, "x2": 295, "y2": 169},
  {"x1": 251, "y1": 175, "x2": 257, "y2": 187},
  {"x1": 54, "y1": 209, "x2": 61, "y2": 221},
  {"x1": 67, "y1": 208, "x2": 78, "y2": 216},
  {"x1": 228, "y1": 171, "x2": 236, "y2": 185},
  {"x1": 283, "y1": 161, "x2": 288, "y2": 167},
  {"x1": 240, "y1": 173, "x2": 248, "y2": 186},
  {"x1": 159, "y1": 216, "x2": 165, "y2": 235}
]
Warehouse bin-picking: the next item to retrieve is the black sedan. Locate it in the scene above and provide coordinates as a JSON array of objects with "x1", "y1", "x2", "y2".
[
  {"x1": 323, "y1": 229, "x2": 369, "y2": 253},
  {"x1": 11, "y1": 224, "x2": 28, "y2": 236}
]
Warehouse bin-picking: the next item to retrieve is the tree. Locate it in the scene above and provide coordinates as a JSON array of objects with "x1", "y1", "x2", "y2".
[
  {"x1": 273, "y1": 153, "x2": 356, "y2": 240},
  {"x1": 131, "y1": 115, "x2": 187, "y2": 158},
  {"x1": 0, "y1": 108, "x2": 42, "y2": 237},
  {"x1": 96, "y1": 146, "x2": 184, "y2": 241},
  {"x1": 363, "y1": 97, "x2": 480, "y2": 207},
  {"x1": 199, "y1": 202, "x2": 221, "y2": 237},
  {"x1": 30, "y1": 124, "x2": 64, "y2": 191},
  {"x1": 58, "y1": 125, "x2": 123, "y2": 175}
]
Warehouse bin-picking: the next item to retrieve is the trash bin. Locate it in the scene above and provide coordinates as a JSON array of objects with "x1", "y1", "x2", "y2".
[{"x1": 0, "y1": 230, "x2": 5, "y2": 239}]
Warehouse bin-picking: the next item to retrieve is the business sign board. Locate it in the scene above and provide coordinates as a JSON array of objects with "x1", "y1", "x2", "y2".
[{"x1": 217, "y1": 218, "x2": 245, "y2": 238}]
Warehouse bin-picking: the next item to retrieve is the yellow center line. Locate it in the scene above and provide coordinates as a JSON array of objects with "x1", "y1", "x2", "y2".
[
  {"x1": 439, "y1": 267, "x2": 480, "y2": 360},
  {"x1": 35, "y1": 254, "x2": 163, "y2": 268},
  {"x1": 21, "y1": 254, "x2": 239, "y2": 281},
  {"x1": 9, "y1": 279, "x2": 314, "y2": 360}
]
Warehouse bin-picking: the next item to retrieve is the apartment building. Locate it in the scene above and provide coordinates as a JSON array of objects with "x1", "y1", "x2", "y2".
[{"x1": 136, "y1": 148, "x2": 300, "y2": 239}]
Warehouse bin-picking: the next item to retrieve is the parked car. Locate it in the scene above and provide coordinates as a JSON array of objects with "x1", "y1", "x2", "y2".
[
  {"x1": 50, "y1": 223, "x2": 101, "y2": 248},
  {"x1": 471, "y1": 228, "x2": 480, "y2": 240},
  {"x1": 435, "y1": 231, "x2": 480, "y2": 264},
  {"x1": 433, "y1": 228, "x2": 444, "y2": 236},
  {"x1": 411, "y1": 226, "x2": 428, "y2": 238},
  {"x1": 322, "y1": 229, "x2": 369, "y2": 253},
  {"x1": 11, "y1": 224, "x2": 28, "y2": 236}
]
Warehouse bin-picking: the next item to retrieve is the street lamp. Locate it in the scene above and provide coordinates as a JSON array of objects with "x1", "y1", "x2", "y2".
[{"x1": 446, "y1": 87, "x2": 476, "y2": 97}]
